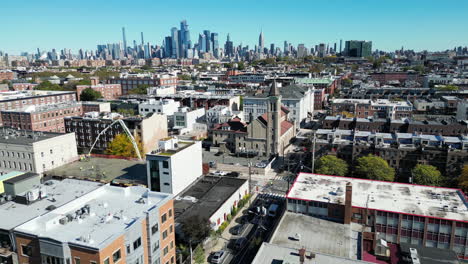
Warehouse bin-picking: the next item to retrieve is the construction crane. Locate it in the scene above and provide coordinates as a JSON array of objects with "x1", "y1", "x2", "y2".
[{"x1": 88, "y1": 119, "x2": 143, "y2": 160}]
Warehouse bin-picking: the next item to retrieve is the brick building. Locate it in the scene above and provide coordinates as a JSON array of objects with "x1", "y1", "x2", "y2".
[
  {"x1": 107, "y1": 74, "x2": 178, "y2": 94},
  {"x1": 1, "y1": 102, "x2": 82, "y2": 132},
  {"x1": 0, "y1": 90, "x2": 77, "y2": 126},
  {"x1": 331, "y1": 99, "x2": 413, "y2": 119},
  {"x1": 76, "y1": 84, "x2": 122, "y2": 100},
  {"x1": 370, "y1": 72, "x2": 422, "y2": 86},
  {"x1": 0, "y1": 71, "x2": 15, "y2": 82},
  {"x1": 287, "y1": 173, "x2": 468, "y2": 260},
  {"x1": 11, "y1": 83, "x2": 37, "y2": 91}
]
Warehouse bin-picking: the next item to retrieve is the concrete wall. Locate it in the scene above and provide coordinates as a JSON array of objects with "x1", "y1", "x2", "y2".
[
  {"x1": 140, "y1": 113, "x2": 168, "y2": 153},
  {"x1": 209, "y1": 180, "x2": 249, "y2": 230},
  {"x1": 167, "y1": 141, "x2": 202, "y2": 195},
  {"x1": 32, "y1": 133, "x2": 79, "y2": 174}
]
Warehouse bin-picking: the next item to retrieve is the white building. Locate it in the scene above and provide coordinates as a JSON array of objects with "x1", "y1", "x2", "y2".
[
  {"x1": 147, "y1": 86, "x2": 176, "y2": 96},
  {"x1": 146, "y1": 138, "x2": 202, "y2": 195},
  {"x1": 457, "y1": 100, "x2": 468, "y2": 121},
  {"x1": 0, "y1": 129, "x2": 78, "y2": 175},
  {"x1": 173, "y1": 107, "x2": 205, "y2": 133},
  {"x1": 139, "y1": 99, "x2": 180, "y2": 117},
  {"x1": 206, "y1": 105, "x2": 244, "y2": 127},
  {"x1": 243, "y1": 84, "x2": 314, "y2": 127}
]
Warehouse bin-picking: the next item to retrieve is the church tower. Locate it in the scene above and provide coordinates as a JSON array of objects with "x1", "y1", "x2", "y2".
[{"x1": 266, "y1": 81, "x2": 282, "y2": 158}]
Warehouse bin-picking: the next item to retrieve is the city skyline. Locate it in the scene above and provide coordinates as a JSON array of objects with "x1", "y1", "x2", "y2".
[{"x1": 2, "y1": 0, "x2": 468, "y2": 54}]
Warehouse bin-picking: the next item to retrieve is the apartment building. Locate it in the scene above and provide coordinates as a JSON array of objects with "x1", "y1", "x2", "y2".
[
  {"x1": 65, "y1": 112, "x2": 168, "y2": 154},
  {"x1": 108, "y1": 73, "x2": 178, "y2": 94},
  {"x1": 314, "y1": 129, "x2": 468, "y2": 177},
  {"x1": 82, "y1": 101, "x2": 111, "y2": 113},
  {"x1": 287, "y1": 173, "x2": 468, "y2": 260},
  {"x1": 76, "y1": 84, "x2": 122, "y2": 100},
  {"x1": 331, "y1": 99, "x2": 413, "y2": 119},
  {"x1": 1, "y1": 102, "x2": 83, "y2": 132},
  {"x1": 11, "y1": 83, "x2": 38, "y2": 91},
  {"x1": 0, "y1": 176, "x2": 175, "y2": 264},
  {"x1": 0, "y1": 129, "x2": 78, "y2": 175},
  {"x1": 146, "y1": 138, "x2": 202, "y2": 195},
  {"x1": 0, "y1": 90, "x2": 77, "y2": 126},
  {"x1": 0, "y1": 70, "x2": 15, "y2": 82}
]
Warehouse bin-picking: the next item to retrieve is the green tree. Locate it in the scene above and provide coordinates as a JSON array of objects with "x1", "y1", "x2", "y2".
[
  {"x1": 458, "y1": 165, "x2": 468, "y2": 193},
  {"x1": 237, "y1": 62, "x2": 245, "y2": 70},
  {"x1": 128, "y1": 84, "x2": 149, "y2": 95},
  {"x1": 193, "y1": 246, "x2": 205, "y2": 264},
  {"x1": 105, "y1": 134, "x2": 143, "y2": 158},
  {"x1": 178, "y1": 74, "x2": 192, "y2": 81},
  {"x1": 315, "y1": 155, "x2": 348, "y2": 176},
  {"x1": 412, "y1": 164, "x2": 442, "y2": 186},
  {"x1": 341, "y1": 78, "x2": 353, "y2": 87},
  {"x1": 355, "y1": 154, "x2": 395, "y2": 181},
  {"x1": 35, "y1": 80, "x2": 63, "y2": 91},
  {"x1": 436, "y1": 84, "x2": 459, "y2": 91},
  {"x1": 80, "y1": 88, "x2": 103, "y2": 101}
]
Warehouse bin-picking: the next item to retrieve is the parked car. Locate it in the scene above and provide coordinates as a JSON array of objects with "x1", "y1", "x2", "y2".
[
  {"x1": 234, "y1": 237, "x2": 248, "y2": 251},
  {"x1": 210, "y1": 250, "x2": 226, "y2": 264},
  {"x1": 293, "y1": 147, "x2": 301, "y2": 152},
  {"x1": 209, "y1": 161, "x2": 217, "y2": 168},
  {"x1": 231, "y1": 223, "x2": 247, "y2": 235},
  {"x1": 255, "y1": 162, "x2": 267, "y2": 168},
  {"x1": 227, "y1": 172, "x2": 240, "y2": 177},
  {"x1": 213, "y1": 170, "x2": 228, "y2": 176}
]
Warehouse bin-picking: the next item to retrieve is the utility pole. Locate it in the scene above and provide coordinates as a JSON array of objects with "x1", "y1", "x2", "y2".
[{"x1": 311, "y1": 132, "x2": 317, "y2": 173}]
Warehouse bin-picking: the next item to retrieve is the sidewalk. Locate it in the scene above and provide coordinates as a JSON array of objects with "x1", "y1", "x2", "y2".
[{"x1": 203, "y1": 193, "x2": 258, "y2": 263}]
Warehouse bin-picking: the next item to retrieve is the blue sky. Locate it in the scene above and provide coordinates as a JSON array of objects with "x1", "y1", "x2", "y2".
[{"x1": 2, "y1": 0, "x2": 468, "y2": 54}]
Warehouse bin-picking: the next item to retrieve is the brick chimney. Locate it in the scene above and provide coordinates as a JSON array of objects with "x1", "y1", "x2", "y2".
[
  {"x1": 344, "y1": 182, "x2": 353, "y2": 224},
  {"x1": 90, "y1": 77, "x2": 99, "y2": 86},
  {"x1": 299, "y1": 247, "x2": 306, "y2": 264}
]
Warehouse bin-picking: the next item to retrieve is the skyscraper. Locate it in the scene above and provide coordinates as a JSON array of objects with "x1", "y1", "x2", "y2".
[
  {"x1": 179, "y1": 20, "x2": 190, "y2": 58},
  {"x1": 141, "y1": 32, "x2": 144, "y2": 46},
  {"x1": 171, "y1": 27, "x2": 179, "y2": 58},
  {"x1": 203, "y1": 30, "x2": 211, "y2": 54},
  {"x1": 225, "y1": 34, "x2": 234, "y2": 57},
  {"x1": 164, "y1": 36, "x2": 172, "y2": 58},
  {"x1": 211, "y1": 33, "x2": 219, "y2": 57},
  {"x1": 122, "y1": 27, "x2": 127, "y2": 57},
  {"x1": 198, "y1": 34, "x2": 207, "y2": 53},
  {"x1": 344, "y1": 40, "x2": 372, "y2": 57},
  {"x1": 339, "y1": 39, "x2": 343, "y2": 54},
  {"x1": 258, "y1": 30, "x2": 264, "y2": 53}
]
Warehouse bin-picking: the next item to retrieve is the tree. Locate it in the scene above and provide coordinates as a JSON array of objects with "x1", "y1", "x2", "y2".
[
  {"x1": 105, "y1": 134, "x2": 143, "y2": 158},
  {"x1": 341, "y1": 78, "x2": 353, "y2": 87},
  {"x1": 35, "y1": 80, "x2": 63, "y2": 91},
  {"x1": 193, "y1": 246, "x2": 205, "y2": 264},
  {"x1": 128, "y1": 84, "x2": 149, "y2": 95},
  {"x1": 178, "y1": 74, "x2": 192, "y2": 81},
  {"x1": 411, "y1": 164, "x2": 442, "y2": 186},
  {"x1": 181, "y1": 216, "x2": 211, "y2": 244},
  {"x1": 237, "y1": 62, "x2": 245, "y2": 70},
  {"x1": 355, "y1": 154, "x2": 395, "y2": 181},
  {"x1": 458, "y1": 165, "x2": 468, "y2": 193},
  {"x1": 80, "y1": 88, "x2": 103, "y2": 101},
  {"x1": 315, "y1": 155, "x2": 348, "y2": 176},
  {"x1": 436, "y1": 84, "x2": 459, "y2": 91}
]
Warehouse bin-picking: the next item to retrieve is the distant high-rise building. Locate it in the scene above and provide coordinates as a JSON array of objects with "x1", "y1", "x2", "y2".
[
  {"x1": 333, "y1": 43, "x2": 337, "y2": 53},
  {"x1": 164, "y1": 36, "x2": 172, "y2": 58},
  {"x1": 199, "y1": 34, "x2": 207, "y2": 53},
  {"x1": 339, "y1": 39, "x2": 343, "y2": 54},
  {"x1": 225, "y1": 34, "x2": 234, "y2": 57},
  {"x1": 297, "y1": 44, "x2": 307, "y2": 58},
  {"x1": 204, "y1": 30, "x2": 211, "y2": 53},
  {"x1": 179, "y1": 20, "x2": 190, "y2": 58},
  {"x1": 344, "y1": 40, "x2": 372, "y2": 57},
  {"x1": 140, "y1": 32, "x2": 144, "y2": 46},
  {"x1": 318, "y1": 43, "x2": 326, "y2": 58},
  {"x1": 171, "y1": 27, "x2": 179, "y2": 58},
  {"x1": 122, "y1": 27, "x2": 127, "y2": 57},
  {"x1": 270, "y1": 43, "x2": 275, "y2": 55},
  {"x1": 258, "y1": 30, "x2": 264, "y2": 53},
  {"x1": 211, "y1": 33, "x2": 219, "y2": 57},
  {"x1": 284, "y1": 41, "x2": 288, "y2": 54}
]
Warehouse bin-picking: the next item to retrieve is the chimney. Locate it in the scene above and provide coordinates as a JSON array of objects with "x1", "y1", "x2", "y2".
[
  {"x1": 90, "y1": 77, "x2": 99, "y2": 86},
  {"x1": 299, "y1": 247, "x2": 306, "y2": 264},
  {"x1": 344, "y1": 182, "x2": 352, "y2": 224}
]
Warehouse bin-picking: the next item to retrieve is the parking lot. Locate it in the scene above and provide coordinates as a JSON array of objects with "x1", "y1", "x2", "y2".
[{"x1": 203, "y1": 150, "x2": 266, "y2": 167}]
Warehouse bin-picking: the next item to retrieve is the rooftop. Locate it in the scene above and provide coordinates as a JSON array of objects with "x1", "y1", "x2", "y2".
[
  {"x1": 45, "y1": 157, "x2": 147, "y2": 185},
  {"x1": 15, "y1": 184, "x2": 171, "y2": 250},
  {"x1": 0, "y1": 179, "x2": 102, "y2": 231},
  {"x1": 175, "y1": 176, "x2": 247, "y2": 224},
  {"x1": 3, "y1": 101, "x2": 81, "y2": 114},
  {"x1": 252, "y1": 242, "x2": 369, "y2": 264},
  {"x1": 287, "y1": 173, "x2": 468, "y2": 222},
  {"x1": 0, "y1": 90, "x2": 75, "y2": 102},
  {"x1": 0, "y1": 129, "x2": 68, "y2": 146},
  {"x1": 270, "y1": 212, "x2": 359, "y2": 259}
]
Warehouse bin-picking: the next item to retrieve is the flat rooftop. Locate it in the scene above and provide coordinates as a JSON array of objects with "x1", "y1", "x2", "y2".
[
  {"x1": 0, "y1": 179, "x2": 102, "y2": 231},
  {"x1": 287, "y1": 173, "x2": 468, "y2": 222},
  {"x1": 175, "y1": 176, "x2": 247, "y2": 223},
  {"x1": 253, "y1": 242, "x2": 368, "y2": 264},
  {"x1": 0, "y1": 90, "x2": 74, "y2": 102},
  {"x1": 0, "y1": 129, "x2": 67, "y2": 146},
  {"x1": 15, "y1": 185, "x2": 171, "y2": 250},
  {"x1": 270, "y1": 212, "x2": 359, "y2": 259},
  {"x1": 45, "y1": 157, "x2": 147, "y2": 185}
]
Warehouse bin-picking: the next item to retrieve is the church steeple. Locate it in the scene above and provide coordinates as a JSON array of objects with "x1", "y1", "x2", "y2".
[{"x1": 268, "y1": 80, "x2": 280, "y2": 97}]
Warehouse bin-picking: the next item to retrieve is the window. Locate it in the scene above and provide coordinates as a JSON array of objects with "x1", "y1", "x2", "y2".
[
  {"x1": 153, "y1": 241, "x2": 160, "y2": 252},
  {"x1": 74, "y1": 257, "x2": 80, "y2": 264},
  {"x1": 162, "y1": 161, "x2": 169, "y2": 169},
  {"x1": 133, "y1": 237, "x2": 142, "y2": 250},
  {"x1": 169, "y1": 225, "x2": 173, "y2": 233},
  {"x1": 170, "y1": 241, "x2": 174, "y2": 249},
  {"x1": 163, "y1": 230, "x2": 168, "y2": 239},
  {"x1": 103, "y1": 258, "x2": 110, "y2": 264},
  {"x1": 113, "y1": 249, "x2": 121, "y2": 263},
  {"x1": 90, "y1": 262, "x2": 97, "y2": 264},
  {"x1": 169, "y1": 209, "x2": 172, "y2": 217},
  {"x1": 162, "y1": 213, "x2": 167, "y2": 223},
  {"x1": 151, "y1": 223, "x2": 159, "y2": 234},
  {"x1": 21, "y1": 245, "x2": 33, "y2": 257},
  {"x1": 127, "y1": 245, "x2": 131, "y2": 254},
  {"x1": 163, "y1": 246, "x2": 169, "y2": 256}
]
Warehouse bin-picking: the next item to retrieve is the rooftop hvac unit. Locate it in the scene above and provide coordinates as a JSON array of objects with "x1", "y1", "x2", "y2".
[
  {"x1": 59, "y1": 217, "x2": 68, "y2": 225},
  {"x1": 452, "y1": 206, "x2": 459, "y2": 213},
  {"x1": 443, "y1": 205, "x2": 449, "y2": 212}
]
